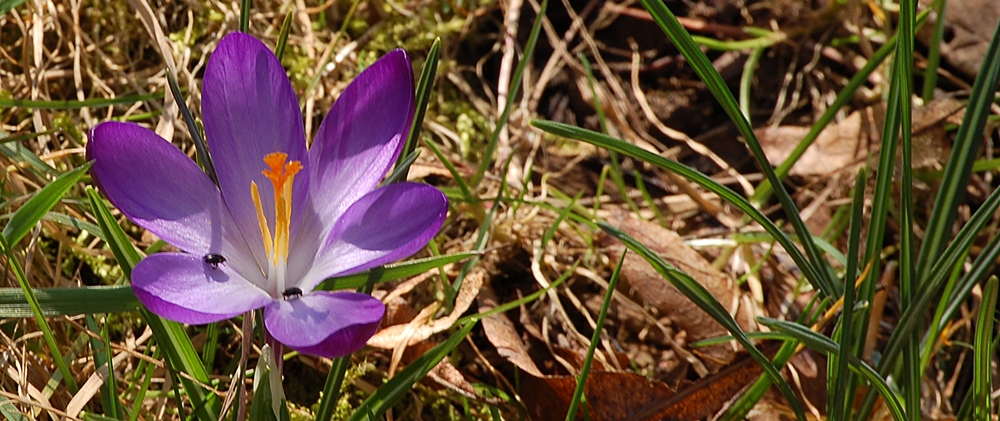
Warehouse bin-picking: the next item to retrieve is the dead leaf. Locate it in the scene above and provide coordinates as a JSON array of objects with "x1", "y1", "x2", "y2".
[
  {"x1": 478, "y1": 284, "x2": 544, "y2": 377},
  {"x1": 368, "y1": 269, "x2": 484, "y2": 349},
  {"x1": 521, "y1": 353, "x2": 765, "y2": 421},
  {"x1": 756, "y1": 110, "x2": 870, "y2": 177},
  {"x1": 602, "y1": 210, "x2": 754, "y2": 370}
]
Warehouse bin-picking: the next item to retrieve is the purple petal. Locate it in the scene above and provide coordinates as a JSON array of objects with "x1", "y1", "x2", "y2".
[
  {"x1": 132, "y1": 253, "x2": 274, "y2": 325},
  {"x1": 264, "y1": 291, "x2": 384, "y2": 358},
  {"x1": 88, "y1": 122, "x2": 258, "y2": 274},
  {"x1": 202, "y1": 32, "x2": 309, "y2": 266},
  {"x1": 298, "y1": 182, "x2": 447, "y2": 291},
  {"x1": 308, "y1": 49, "x2": 415, "y2": 229}
]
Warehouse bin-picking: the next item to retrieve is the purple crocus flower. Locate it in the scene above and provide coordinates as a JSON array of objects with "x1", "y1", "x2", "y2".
[{"x1": 87, "y1": 32, "x2": 447, "y2": 358}]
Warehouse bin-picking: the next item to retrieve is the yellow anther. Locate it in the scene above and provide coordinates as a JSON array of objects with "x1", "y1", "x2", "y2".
[{"x1": 251, "y1": 152, "x2": 302, "y2": 271}]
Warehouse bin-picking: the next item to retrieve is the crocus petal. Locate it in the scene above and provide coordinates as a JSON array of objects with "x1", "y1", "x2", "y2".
[
  {"x1": 202, "y1": 31, "x2": 310, "y2": 265},
  {"x1": 308, "y1": 49, "x2": 415, "y2": 230},
  {"x1": 298, "y1": 182, "x2": 447, "y2": 291},
  {"x1": 264, "y1": 291, "x2": 384, "y2": 358},
  {"x1": 88, "y1": 122, "x2": 260, "y2": 279},
  {"x1": 132, "y1": 253, "x2": 274, "y2": 325}
]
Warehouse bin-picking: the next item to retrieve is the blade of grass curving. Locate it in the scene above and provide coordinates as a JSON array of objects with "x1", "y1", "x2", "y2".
[
  {"x1": 347, "y1": 320, "x2": 477, "y2": 421},
  {"x1": 565, "y1": 251, "x2": 626, "y2": 421},
  {"x1": 739, "y1": 47, "x2": 764, "y2": 121},
  {"x1": 315, "y1": 252, "x2": 477, "y2": 291},
  {"x1": 301, "y1": 0, "x2": 362, "y2": 104},
  {"x1": 239, "y1": 0, "x2": 250, "y2": 32},
  {"x1": 3, "y1": 162, "x2": 91, "y2": 246},
  {"x1": 166, "y1": 72, "x2": 217, "y2": 185},
  {"x1": 916, "y1": 14, "x2": 1000, "y2": 281},
  {"x1": 758, "y1": 318, "x2": 906, "y2": 421},
  {"x1": 0, "y1": 92, "x2": 163, "y2": 109},
  {"x1": 0, "y1": 234, "x2": 78, "y2": 393},
  {"x1": 638, "y1": 0, "x2": 836, "y2": 299},
  {"x1": 830, "y1": 168, "x2": 867, "y2": 421},
  {"x1": 531, "y1": 120, "x2": 831, "y2": 298},
  {"x1": 383, "y1": 149, "x2": 421, "y2": 185},
  {"x1": 424, "y1": 139, "x2": 474, "y2": 202},
  {"x1": 750, "y1": 8, "x2": 931, "y2": 206},
  {"x1": 274, "y1": 9, "x2": 294, "y2": 61},
  {"x1": 921, "y1": 0, "x2": 947, "y2": 101},
  {"x1": 579, "y1": 53, "x2": 639, "y2": 215},
  {"x1": 893, "y1": 0, "x2": 920, "y2": 415},
  {"x1": 933, "y1": 234, "x2": 1000, "y2": 348},
  {"x1": 971, "y1": 276, "x2": 998, "y2": 420},
  {"x1": 87, "y1": 188, "x2": 219, "y2": 421},
  {"x1": 471, "y1": 0, "x2": 547, "y2": 188},
  {"x1": 601, "y1": 222, "x2": 806, "y2": 421},
  {"x1": 394, "y1": 38, "x2": 441, "y2": 180}
]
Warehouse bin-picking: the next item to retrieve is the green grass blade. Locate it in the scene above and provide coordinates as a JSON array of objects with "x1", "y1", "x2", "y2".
[
  {"x1": 2, "y1": 162, "x2": 91, "y2": 246},
  {"x1": 472, "y1": 0, "x2": 547, "y2": 187},
  {"x1": 166, "y1": 72, "x2": 217, "y2": 185},
  {"x1": 859, "y1": 182, "x2": 1000, "y2": 416},
  {"x1": 600, "y1": 222, "x2": 806, "y2": 421},
  {"x1": 0, "y1": 92, "x2": 163, "y2": 109},
  {"x1": 347, "y1": 320, "x2": 477, "y2": 421},
  {"x1": 0, "y1": 395, "x2": 29, "y2": 421},
  {"x1": 0, "y1": 0, "x2": 27, "y2": 16},
  {"x1": 87, "y1": 187, "x2": 219, "y2": 421},
  {"x1": 315, "y1": 252, "x2": 477, "y2": 291},
  {"x1": 0, "y1": 286, "x2": 139, "y2": 317},
  {"x1": 894, "y1": 0, "x2": 920, "y2": 416},
  {"x1": 0, "y1": 141, "x2": 59, "y2": 177},
  {"x1": 916, "y1": 13, "x2": 1000, "y2": 280},
  {"x1": 579, "y1": 53, "x2": 639, "y2": 215},
  {"x1": 314, "y1": 355, "x2": 350, "y2": 421},
  {"x1": 830, "y1": 168, "x2": 867, "y2": 421},
  {"x1": 86, "y1": 187, "x2": 141, "y2": 273},
  {"x1": 638, "y1": 0, "x2": 836, "y2": 301},
  {"x1": 565, "y1": 251, "x2": 625, "y2": 421},
  {"x1": 921, "y1": 0, "x2": 947, "y2": 101},
  {"x1": 239, "y1": 0, "x2": 250, "y2": 32},
  {"x1": 971, "y1": 276, "x2": 998, "y2": 420},
  {"x1": 274, "y1": 9, "x2": 294, "y2": 61},
  {"x1": 383, "y1": 149, "x2": 421, "y2": 185},
  {"x1": 759, "y1": 318, "x2": 906, "y2": 421},
  {"x1": 0, "y1": 234, "x2": 78, "y2": 393},
  {"x1": 531, "y1": 120, "x2": 828, "y2": 298},
  {"x1": 86, "y1": 315, "x2": 122, "y2": 420},
  {"x1": 395, "y1": 38, "x2": 441, "y2": 180}
]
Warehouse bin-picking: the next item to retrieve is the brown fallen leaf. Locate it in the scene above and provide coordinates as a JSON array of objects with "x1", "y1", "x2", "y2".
[
  {"x1": 368, "y1": 269, "x2": 484, "y2": 349},
  {"x1": 478, "y1": 284, "x2": 544, "y2": 377},
  {"x1": 520, "y1": 351, "x2": 766, "y2": 421},
  {"x1": 602, "y1": 209, "x2": 754, "y2": 370},
  {"x1": 756, "y1": 110, "x2": 871, "y2": 177}
]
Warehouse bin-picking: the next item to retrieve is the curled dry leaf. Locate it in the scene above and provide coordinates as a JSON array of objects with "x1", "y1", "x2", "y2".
[
  {"x1": 368, "y1": 269, "x2": 484, "y2": 349},
  {"x1": 478, "y1": 284, "x2": 544, "y2": 377},
  {"x1": 602, "y1": 209, "x2": 754, "y2": 370}
]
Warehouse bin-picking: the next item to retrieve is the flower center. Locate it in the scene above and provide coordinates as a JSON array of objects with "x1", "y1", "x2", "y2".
[{"x1": 250, "y1": 152, "x2": 302, "y2": 295}]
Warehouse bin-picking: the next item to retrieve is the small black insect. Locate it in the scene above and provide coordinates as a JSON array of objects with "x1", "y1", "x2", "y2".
[
  {"x1": 203, "y1": 254, "x2": 226, "y2": 269},
  {"x1": 282, "y1": 287, "x2": 303, "y2": 300}
]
